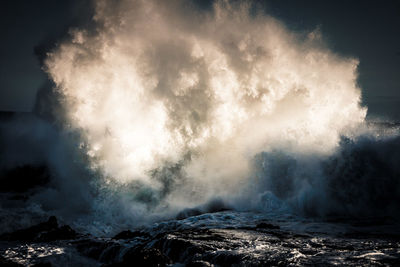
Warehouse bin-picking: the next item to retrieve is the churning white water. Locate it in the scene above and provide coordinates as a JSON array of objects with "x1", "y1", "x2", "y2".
[{"x1": 1, "y1": 0, "x2": 395, "y2": 236}]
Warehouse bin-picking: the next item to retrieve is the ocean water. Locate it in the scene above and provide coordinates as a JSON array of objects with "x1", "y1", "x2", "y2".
[{"x1": 1, "y1": 0, "x2": 400, "y2": 265}]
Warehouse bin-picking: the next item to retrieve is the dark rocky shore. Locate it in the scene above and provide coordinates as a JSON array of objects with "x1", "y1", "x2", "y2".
[{"x1": 1, "y1": 216, "x2": 400, "y2": 266}]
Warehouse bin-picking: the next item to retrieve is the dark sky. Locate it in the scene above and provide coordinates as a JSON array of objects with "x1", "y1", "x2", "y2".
[{"x1": 0, "y1": 0, "x2": 399, "y2": 120}]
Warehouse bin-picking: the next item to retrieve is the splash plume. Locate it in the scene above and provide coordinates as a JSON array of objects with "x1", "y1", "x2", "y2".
[{"x1": 45, "y1": 0, "x2": 367, "y2": 219}]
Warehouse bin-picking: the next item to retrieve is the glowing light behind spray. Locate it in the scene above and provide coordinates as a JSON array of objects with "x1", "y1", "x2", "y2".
[{"x1": 45, "y1": 0, "x2": 366, "y2": 213}]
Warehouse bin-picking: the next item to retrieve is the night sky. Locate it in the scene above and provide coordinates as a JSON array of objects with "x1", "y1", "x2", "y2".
[{"x1": 1, "y1": 0, "x2": 399, "y2": 120}]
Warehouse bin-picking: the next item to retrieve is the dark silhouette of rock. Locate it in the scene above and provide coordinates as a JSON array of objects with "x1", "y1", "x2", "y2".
[
  {"x1": 74, "y1": 238, "x2": 125, "y2": 264},
  {"x1": 0, "y1": 216, "x2": 77, "y2": 242},
  {"x1": 153, "y1": 229, "x2": 225, "y2": 264},
  {"x1": 98, "y1": 243, "x2": 124, "y2": 263},
  {"x1": 206, "y1": 251, "x2": 244, "y2": 266},
  {"x1": 113, "y1": 230, "x2": 151, "y2": 240},
  {"x1": 37, "y1": 225, "x2": 78, "y2": 242},
  {"x1": 121, "y1": 247, "x2": 171, "y2": 267},
  {"x1": 74, "y1": 239, "x2": 111, "y2": 260},
  {"x1": 0, "y1": 255, "x2": 24, "y2": 267},
  {"x1": 0, "y1": 216, "x2": 57, "y2": 241},
  {"x1": 1, "y1": 212, "x2": 399, "y2": 266}
]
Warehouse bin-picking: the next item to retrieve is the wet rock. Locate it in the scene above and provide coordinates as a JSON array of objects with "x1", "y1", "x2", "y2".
[
  {"x1": 113, "y1": 230, "x2": 151, "y2": 240},
  {"x1": 98, "y1": 243, "x2": 124, "y2": 263},
  {"x1": 2, "y1": 211, "x2": 400, "y2": 266},
  {"x1": 74, "y1": 238, "x2": 123, "y2": 264},
  {"x1": 0, "y1": 255, "x2": 24, "y2": 267},
  {"x1": 37, "y1": 225, "x2": 78, "y2": 242},
  {"x1": 120, "y1": 247, "x2": 171, "y2": 267},
  {"x1": 0, "y1": 216, "x2": 57, "y2": 241},
  {"x1": 74, "y1": 239, "x2": 111, "y2": 260},
  {"x1": 0, "y1": 216, "x2": 77, "y2": 242},
  {"x1": 207, "y1": 251, "x2": 245, "y2": 267},
  {"x1": 154, "y1": 231, "x2": 214, "y2": 263}
]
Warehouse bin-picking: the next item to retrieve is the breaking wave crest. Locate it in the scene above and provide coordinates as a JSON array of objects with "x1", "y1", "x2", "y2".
[{"x1": 1, "y1": 0, "x2": 399, "y2": 235}]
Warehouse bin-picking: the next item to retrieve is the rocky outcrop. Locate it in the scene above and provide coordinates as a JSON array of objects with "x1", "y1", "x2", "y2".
[
  {"x1": 0, "y1": 255, "x2": 24, "y2": 267},
  {"x1": 1, "y1": 216, "x2": 400, "y2": 266},
  {"x1": 113, "y1": 230, "x2": 151, "y2": 240},
  {"x1": 0, "y1": 216, "x2": 77, "y2": 242}
]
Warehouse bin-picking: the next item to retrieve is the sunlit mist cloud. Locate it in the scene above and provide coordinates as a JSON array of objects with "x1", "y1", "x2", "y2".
[{"x1": 45, "y1": 0, "x2": 366, "y2": 206}]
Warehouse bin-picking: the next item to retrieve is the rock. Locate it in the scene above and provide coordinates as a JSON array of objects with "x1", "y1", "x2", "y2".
[
  {"x1": 74, "y1": 239, "x2": 110, "y2": 260},
  {"x1": 153, "y1": 230, "x2": 219, "y2": 263},
  {"x1": 0, "y1": 216, "x2": 57, "y2": 241},
  {"x1": 207, "y1": 251, "x2": 244, "y2": 266},
  {"x1": 113, "y1": 230, "x2": 150, "y2": 240},
  {"x1": 98, "y1": 243, "x2": 124, "y2": 263},
  {"x1": 75, "y1": 239, "x2": 124, "y2": 264},
  {"x1": 0, "y1": 216, "x2": 77, "y2": 242},
  {"x1": 0, "y1": 255, "x2": 24, "y2": 267},
  {"x1": 37, "y1": 225, "x2": 78, "y2": 242},
  {"x1": 121, "y1": 247, "x2": 171, "y2": 267}
]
